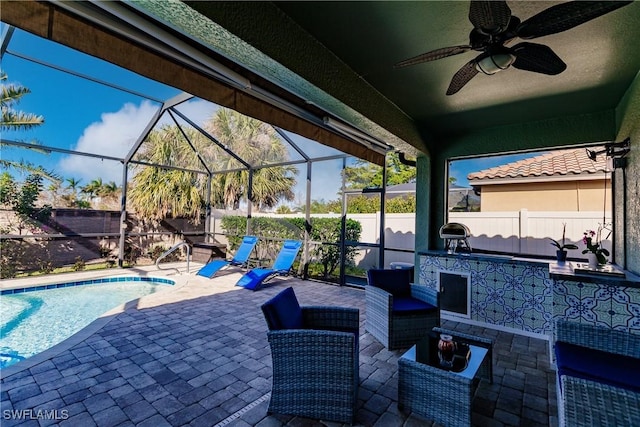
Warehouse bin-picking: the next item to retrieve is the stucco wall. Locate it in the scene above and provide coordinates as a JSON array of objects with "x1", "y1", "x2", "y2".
[
  {"x1": 478, "y1": 180, "x2": 611, "y2": 212},
  {"x1": 615, "y1": 71, "x2": 640, "y2": 274}
]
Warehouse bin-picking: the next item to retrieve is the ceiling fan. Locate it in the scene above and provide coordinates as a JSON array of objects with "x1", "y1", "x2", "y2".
[{"x1": 394, "y1": 1, "x2": 633, "y2": 95}]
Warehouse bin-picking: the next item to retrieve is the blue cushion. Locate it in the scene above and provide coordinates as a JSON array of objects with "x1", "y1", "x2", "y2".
[
  {"x1": 261, "y1": 287, "x2": 303, "y2": 330},
  {"x1": 392, "y1": 297, "x2": 437, "y2": 315},
  {"x1": 367, "y1": 268, "x2": 413, "y2": 297},
  {"x1": 555, "y1": 341, "x2": 640, "y2": 393}
]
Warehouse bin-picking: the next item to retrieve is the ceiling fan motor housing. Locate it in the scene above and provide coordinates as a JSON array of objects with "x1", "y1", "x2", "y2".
[{"x1": 476, "y1": 52, "x2": 515, "y2": 75}]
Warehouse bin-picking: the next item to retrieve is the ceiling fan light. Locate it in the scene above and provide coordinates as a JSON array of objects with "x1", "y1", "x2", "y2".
[{"x1": 476, "y1": 53, "x2": 514, "y2": 75}]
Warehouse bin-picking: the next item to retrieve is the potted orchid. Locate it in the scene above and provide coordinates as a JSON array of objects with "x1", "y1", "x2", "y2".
[
  {"x1": 549, "y1": 223, "x2": 578, "y2": 262},
  {"x1": 582, "y1": 226, "x2": 610, "y2": 267}
]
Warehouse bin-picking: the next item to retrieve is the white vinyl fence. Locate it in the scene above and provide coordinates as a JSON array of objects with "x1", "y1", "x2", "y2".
[
  {"x1": 449, "y1": 210, "x2": 612, "y2": 257},
  {"x1": 211, "y1": 210, "x2": 611, "y2": 268}
]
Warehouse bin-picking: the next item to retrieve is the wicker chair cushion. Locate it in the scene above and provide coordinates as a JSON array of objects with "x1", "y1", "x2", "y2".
[
  {"x1": 392, "y1": 297, "x2": 438, "y2": 315},
  {"x1": 261, "y1": 287, "x2": 303, "y2": 330},
  {"x1": 367, "y1": 268, "x2": 413, "y2": 297},
  {"x1": 555, "y1": 341, "x2": 640, "y2": 392}
]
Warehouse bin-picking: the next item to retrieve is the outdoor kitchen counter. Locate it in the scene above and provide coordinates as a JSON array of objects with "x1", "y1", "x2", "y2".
[
  {"x1": 418, "y1": 250, "x2": 640, "y2": 288},
  {"x1": 417, "y1": 251, "x2": 640, "y2": 337},
  {"x1": 549, "y1": 261, "x2": 640, "y2": 288}
]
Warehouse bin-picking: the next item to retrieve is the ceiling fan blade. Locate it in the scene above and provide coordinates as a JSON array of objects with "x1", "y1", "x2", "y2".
[
  {"x1": 394, "y1": 45, "x2": 471, "y2": 68},
  {"x1": 517, "y1": 1, "x2": 633, "y2": 39},
  {"x1": 446, "y1": 60, "x2": 479, "y2": 95},
  {"x1": 511, "y1": 42, "x2": 567, "y2": 75},
  {"x1": 468, "y1": 0, "x2": 511, "y2": 34}
]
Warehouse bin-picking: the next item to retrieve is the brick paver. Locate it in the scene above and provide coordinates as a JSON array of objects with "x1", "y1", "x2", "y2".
[{"x1": 0, "y1": 271, "x2": 556, "y2": 426}]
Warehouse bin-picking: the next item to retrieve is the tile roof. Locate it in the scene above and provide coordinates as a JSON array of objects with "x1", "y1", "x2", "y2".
[{"x1": 468, "y1": 147, "x2": 609, "y2": 181}]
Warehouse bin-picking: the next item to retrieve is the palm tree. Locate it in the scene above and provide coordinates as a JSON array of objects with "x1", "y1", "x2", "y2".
[
  {"x1": 65, "y1": 177, "x2": 82, "y2": 196},
  {"x1": 60, "y1": 177, "x2": 83, "y2": 207},
  {"x1": 95, "y1": 180, "x2": 120, "y2": 210},
  {"x1": 204, "y1": 108, "x2": 297, "y2": 210},
  {"x1": 46, "y1": 181, "x2": 60, "y2": 208},
  {"x1": 0, "y1": 71, "x2": 44, "y2": 131},
  {"x1": 129, "y1": 126, "x2": 207, "y2": 221},
  {"x1": 81, "y1": 178, "x2": 103, "y2": 204},
  {"x1": 0, "y1": 72, "x2": 58, "y2": 182},
  {"x1": 128, "y1": 109, "x2": 297, "y2": 222}
]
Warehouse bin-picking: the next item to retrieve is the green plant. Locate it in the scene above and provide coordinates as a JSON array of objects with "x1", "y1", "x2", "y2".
[
  {"x1": 549, "y1": 223, "x2": 578, "y2": 251},
  {"x1": 149, "y1": 245, "x2": 179, "y2": 262},
  {"x1": 99, "y1": 244, "x2": 112, "y2": 258},
  {"x1": 72, "y1": 256, "x2": 86, "y2": 271},
  {"x1": 219, "y1": 215, "x2": 362, "y2": 279},
  {"x1": 123, "y1": 239, "x2": 142, "y2": 266}
]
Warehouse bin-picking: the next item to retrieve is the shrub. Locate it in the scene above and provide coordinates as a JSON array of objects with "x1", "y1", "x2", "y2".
[
  {"x1": 72, "y1": 256, "x2": 85, "y2": 271},
  {"x1": 220, "y1": 215, "x2": 362, "y2": 279}
]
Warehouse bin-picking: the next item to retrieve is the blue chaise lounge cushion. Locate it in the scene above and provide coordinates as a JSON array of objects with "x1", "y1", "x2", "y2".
[
  {"x1": 261, "y1": 287, "x2": 303, "y2": 330},
  {"x1": 367, "y1": 268, "x2": 413, "y2": 297},
  {"x1": 555, "y1": 341, "x2": 640, "y2": 393}
]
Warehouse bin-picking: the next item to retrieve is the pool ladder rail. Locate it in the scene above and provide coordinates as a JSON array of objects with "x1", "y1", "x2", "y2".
[{"x1": 155, "y1": 242, "x2": 190, "y2": 275}]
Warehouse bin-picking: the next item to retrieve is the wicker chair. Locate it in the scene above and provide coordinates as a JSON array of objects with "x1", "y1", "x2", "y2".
[
  {"x1": 261, "y1": 287, "x2": 359, "y2": 424},
  {"x1": 555, "y1": 319, "x2": 640, "y2": 427},
  {"x1": 366, "y1": 268, "x2": 440, "y2": 350}
]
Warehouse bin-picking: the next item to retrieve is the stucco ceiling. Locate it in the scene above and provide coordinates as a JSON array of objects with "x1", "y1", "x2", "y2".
[
  {"x1": 182, "y1": 1, "x2": 640, "y2": 152},
  {"x1": 273, "y1": 1, "x2": 639, "y2": 131}
]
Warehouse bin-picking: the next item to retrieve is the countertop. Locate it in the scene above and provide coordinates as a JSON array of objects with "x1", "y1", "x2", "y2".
[{"x1": 419, "y1": 250, "x2": 640, "y2": 288}]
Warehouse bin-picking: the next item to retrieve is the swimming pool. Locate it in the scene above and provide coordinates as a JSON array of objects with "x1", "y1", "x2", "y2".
[{"x1": 0, "y1": 276, "x2": 174, "y2": 369}]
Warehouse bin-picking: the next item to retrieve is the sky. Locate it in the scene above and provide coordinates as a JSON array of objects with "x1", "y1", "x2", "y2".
[
  {"x1": 2, "y1": 23, "x2": 535, "y2": 205},
  {"x1": 1, "y1": 24, "x2": 350, "y2": 204}
]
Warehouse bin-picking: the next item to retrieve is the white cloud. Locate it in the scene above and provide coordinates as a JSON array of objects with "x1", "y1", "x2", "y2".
[{"x1": 57, "y1": 99, "x2": 217, "y2": 183}]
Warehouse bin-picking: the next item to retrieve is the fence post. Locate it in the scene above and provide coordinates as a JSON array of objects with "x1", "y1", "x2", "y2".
[{"x1": 519, "y1": 209, "x2": 529, "y2": 254}]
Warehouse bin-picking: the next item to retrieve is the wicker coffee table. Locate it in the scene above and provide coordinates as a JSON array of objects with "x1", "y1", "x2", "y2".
[{"x1": 398, "y1": 327, "x2": 493, "y2": 426}]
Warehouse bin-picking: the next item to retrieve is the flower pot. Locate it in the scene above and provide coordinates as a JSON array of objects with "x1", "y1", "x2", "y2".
[
  {"x1": 587, "y1": 253, "x2": 599, "y2": 269},
  {"x1": 556, "y1": 250, "x2": 568, "y2": 263}
]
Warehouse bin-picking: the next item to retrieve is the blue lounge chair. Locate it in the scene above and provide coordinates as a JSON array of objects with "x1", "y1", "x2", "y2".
[
  {"x1": 236, "y1": 240, "x2": 302, "y2": 291},
  {"x1": 196, "y1": 236, "x2": 258, "y2": 278}
]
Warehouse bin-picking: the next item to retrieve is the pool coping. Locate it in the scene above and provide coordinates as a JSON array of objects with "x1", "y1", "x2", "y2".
[
  {"x1": 0, "y1": 263, "x2": 190, "y2": 291},
  {"x1": 0, "y1": 264, "x2": 198, "y2": 380}
]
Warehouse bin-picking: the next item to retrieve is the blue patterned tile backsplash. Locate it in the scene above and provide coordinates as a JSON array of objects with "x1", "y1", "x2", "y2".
[{"x1": 419, "y1": 252, "x2": 640, "y2": 337}]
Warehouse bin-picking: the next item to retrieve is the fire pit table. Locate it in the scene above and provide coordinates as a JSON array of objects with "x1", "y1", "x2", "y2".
[{"x1": 398, "y1": 327, "x2": 493, "y2": 426}]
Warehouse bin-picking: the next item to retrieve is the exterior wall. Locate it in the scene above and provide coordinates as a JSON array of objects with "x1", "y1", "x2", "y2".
[
  {"x1": 615, "y1": 70, "x2": 640, "y2": 275},
  {"x1": 478, "y1": 180, "x2": 611, "y2": 212}
]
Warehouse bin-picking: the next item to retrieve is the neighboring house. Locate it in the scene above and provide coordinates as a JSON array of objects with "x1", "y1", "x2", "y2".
[
  {"x1": 468, "y1": 148, "x2": 611, "y2": 212},
  {"x1": 448, "y1": 184, "x2": 480, "y2": 212},
  {"x1": 377, "y1": 182, "x2": 479, "y2": 212}
]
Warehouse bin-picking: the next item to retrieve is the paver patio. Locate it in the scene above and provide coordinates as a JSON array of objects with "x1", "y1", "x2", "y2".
[{"x1": 0, "y1": 269, "x2": 557, "y2": 426}]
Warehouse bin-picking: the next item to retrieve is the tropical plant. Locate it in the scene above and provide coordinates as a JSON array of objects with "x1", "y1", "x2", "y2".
[
  {"x1": 0, "y1": 170, "x2": 52, "y2": 234},
  {"x1": 582, "y1": 226, "x2": 610, "y2": 264},
  {"x1": 81, "y1": 177, "x2": 103, "y2": 201},
  {"x1": 129, "y1": 108, "x2": 297, "y2": 223},
  {"x1": 204, "y1": 108, "x2": 297, "y2": 210},
  {"x1": 343, "y1": 152, "x2": 416, "y2": 190},
  {"x1": 219, "y1": 215, "x2": 362, "y2": 279},
  {"x1": 549, "y1": 223, "x2": 578, "y2": 251},
  {"x1": 0, "y1": 71, "x2": 44, "y2": 131},
  {"x1": 0, "y1": 72, "x2": 58, "y2": 181},
  {"x1": 128, "y1": 125, "x2": 207, "y2": 222}
]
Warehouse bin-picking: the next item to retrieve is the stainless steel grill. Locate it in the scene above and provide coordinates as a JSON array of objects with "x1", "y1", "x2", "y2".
[{"x1": 439, "y1": 223, "x2": 472, "y2": 253}]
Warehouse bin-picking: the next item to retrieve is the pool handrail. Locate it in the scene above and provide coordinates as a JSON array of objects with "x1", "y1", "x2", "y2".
[{"x1": 156, "y1": 242, "x2": 190, "y2": 274}]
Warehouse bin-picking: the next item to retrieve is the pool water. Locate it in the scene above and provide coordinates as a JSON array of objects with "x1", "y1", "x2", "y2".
[{"x1": 0, "y1": 278, "x2": 173, "y2": 369}]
